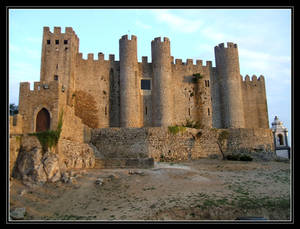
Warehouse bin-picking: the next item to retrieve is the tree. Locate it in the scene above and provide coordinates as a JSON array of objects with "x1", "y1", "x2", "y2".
[
  {"x1": 216, "y1": 130, "x2": 229, "y2": 160},
  {"x1": 9, "y1": 103, "x2": 19, "y2": 116}
]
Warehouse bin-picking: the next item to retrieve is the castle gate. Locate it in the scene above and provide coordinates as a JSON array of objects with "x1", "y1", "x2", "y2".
[{"x1": 36, "y1": 108, "x2": 50, "y2": 132}]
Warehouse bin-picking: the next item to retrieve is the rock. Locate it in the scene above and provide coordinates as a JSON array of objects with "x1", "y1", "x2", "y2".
[
  {"x1": 128, "y1": 170, "x2": 145, "y2": 176},
  {"x1": 10, "y1": 208, "x2": 26, "y2": 220},
  {"x1": 13, "y1": 147, "x2": 47, "y2": 184},
  {"x1": 42, "y1": 152, "x2": 61, "y2": 182},
  {"x1": 69, "y1": 177, "x2": 77, "y2": 184},
  {"x1": 95, "y1": 178, "x2": 104, "y2": 185}
]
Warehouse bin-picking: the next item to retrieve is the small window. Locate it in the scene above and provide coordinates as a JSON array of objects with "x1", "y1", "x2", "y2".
[
  {"x1": 55, "y1": 40, "x2": 59, "y2": 45},
  {"x1": 141, "y1": 79, "x2": 151, "y2": 90},
  {"x1": 64, "y1": 40, "x2": 68, "y2": 45},
  {"x1": 54, "y1": 75, "x2": 58, "y2": 81},
  {"x1": 105, "y1": 106, "x2": 107, "y2": 116},
  {"x1": 208, "y1": 108, "x2": 210, "y2": 116},
  {"x1": 47, "y1": 40, "x2": 51, "y2": 44},
  {"x1": 145, "y1": 106, "x2": 148, "y2": 115}
]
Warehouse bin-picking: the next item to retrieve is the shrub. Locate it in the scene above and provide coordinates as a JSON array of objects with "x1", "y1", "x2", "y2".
[
  {"x1": 168, "y1": 125, "x2": 186, "y2": 135},
  {"x1": 239, "y1": 154, "x2": 253, "y2": 161},
  {"x1": 226, "y1": 154, "x2": 240, "y2": 161}
]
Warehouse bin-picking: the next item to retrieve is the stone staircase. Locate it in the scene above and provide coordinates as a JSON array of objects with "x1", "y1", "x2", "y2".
[{"x1": 89, "y1": 142, "x2": 154, "y2": 169}]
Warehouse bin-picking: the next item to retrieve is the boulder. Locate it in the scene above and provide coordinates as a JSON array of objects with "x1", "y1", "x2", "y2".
[
  {"x1": 10, "y1": 208, "x2": 26, "y2": 220},
  {"x1": 42, "y1": 151, "x2": 61, "y2": 182}
]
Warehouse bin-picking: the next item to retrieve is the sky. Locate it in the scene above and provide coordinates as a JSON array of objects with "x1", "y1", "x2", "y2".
[{"x1": 8, "y1": 8, "x2": 292, "y2": 144}]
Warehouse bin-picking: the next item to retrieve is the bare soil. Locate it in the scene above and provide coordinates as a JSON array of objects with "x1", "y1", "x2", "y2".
[{"x1": 9, "y1": 159, "x2": 291, "y2": 221}]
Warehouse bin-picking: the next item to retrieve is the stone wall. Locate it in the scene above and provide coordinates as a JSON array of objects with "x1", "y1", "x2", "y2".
[{"x1": 90, "y1": 127, "x2": 275, "y2": 162}]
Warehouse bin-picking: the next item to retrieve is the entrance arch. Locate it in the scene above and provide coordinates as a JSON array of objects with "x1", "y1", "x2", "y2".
[{"x1": 36, "y1": 108, "x2": 50, "y2": 132}]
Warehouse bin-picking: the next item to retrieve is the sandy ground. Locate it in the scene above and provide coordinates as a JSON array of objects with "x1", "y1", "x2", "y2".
[{"x1": 9, "y1": 159, "x2": 291, "y2": 222}]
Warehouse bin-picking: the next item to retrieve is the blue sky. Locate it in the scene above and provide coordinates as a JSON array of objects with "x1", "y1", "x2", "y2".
[{"x1": 9, "y1": 8, "x2": 292, "y2": 144}]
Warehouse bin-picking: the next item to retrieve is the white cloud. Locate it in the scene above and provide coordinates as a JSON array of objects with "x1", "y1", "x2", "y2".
[
  {"x1": 135, "y1": 20, "x2": 152, "y2": 29},
  {"x1": 153, "y1": 10, "x2": 203, "y2": 33}
]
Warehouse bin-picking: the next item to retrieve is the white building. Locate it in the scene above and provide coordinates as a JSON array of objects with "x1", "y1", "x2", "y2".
[{"x1": 271, "y1": 116, "x2": 290, "y2": 159}]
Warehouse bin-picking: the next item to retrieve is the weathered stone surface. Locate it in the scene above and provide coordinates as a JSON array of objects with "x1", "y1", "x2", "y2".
[
  {"x1": 10, "y1": 208, "x2": 26, "y2": 220},
  {"x1": 58, "y1": 139, "x2": 95, "y2": 169},
  {"x1": 42, "y1": 151, "x2": 61, "y2": 182}
]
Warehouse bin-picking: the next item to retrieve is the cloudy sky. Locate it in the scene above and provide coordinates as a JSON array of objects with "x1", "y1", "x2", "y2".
[{"x1": 8, "y1": 8, "x2": 292, "y2": 143}]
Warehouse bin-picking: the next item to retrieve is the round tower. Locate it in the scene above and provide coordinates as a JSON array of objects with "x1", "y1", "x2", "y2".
[
  {"x1": 214, "y1": 42, "x2": 245, "y2": 128},
  {"x1": 119, "y1": 35, "x2": 141, "y2": 127},
  {"x1": 151, "y1": 37, "x2": 173, "y2": 127}
]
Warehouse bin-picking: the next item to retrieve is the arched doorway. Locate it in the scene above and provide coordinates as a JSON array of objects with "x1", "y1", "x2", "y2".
[{"x1": 36, "y1": 108, "x2": 50, "y2": 132}]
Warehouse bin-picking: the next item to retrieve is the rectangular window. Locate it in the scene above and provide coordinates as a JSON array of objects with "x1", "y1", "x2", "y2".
[
  {"x1": 54, "y1": 75, "x2": 58, "y2": 81},
  {"x1": 55, "y1": 40, "x2": 59, "y2": 45},
  {"x1": 64, "y1": 40, "x2": 68, "y2": 45},
  {"x1": 47, "y1": 40, "x2": 51, "y2": 44},
  {"x1": 141, "y1": 79, "x2": 151, "y2": 90}
]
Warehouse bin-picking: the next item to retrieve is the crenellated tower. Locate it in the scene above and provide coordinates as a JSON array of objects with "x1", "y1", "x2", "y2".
[
  {"x1": 40, "y1": 26, "x2": 79, "y2": 107},
  {"x1": 214, "y1": 42, "x2": 245, "y2": 128},
  {"x1": 119, "y1": 35, "x2": 141, "y2": 127},
  {"x1": 151, "y1": 37, "x2": 174, "y2": 127}
]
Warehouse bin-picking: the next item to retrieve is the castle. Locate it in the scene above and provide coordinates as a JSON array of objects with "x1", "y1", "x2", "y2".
[
  {"x1": 9, "y1": 27, "x2": 275, "y2": 173},
  {"x1": 13, "y1": 26, "x2": 269, "y2": 133}
]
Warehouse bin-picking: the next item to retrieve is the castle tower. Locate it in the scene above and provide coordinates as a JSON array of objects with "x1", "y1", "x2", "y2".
[
  {"x1": 151, "y1": 37, "x2": 173, "y2": 127},
  {"x1": 214, "y1": 42, "x2": 245, "y2": 128},
  {"x1": 40, "y1": 26, "x2": 79, "y2": 106},
  {"x1": 119, "y1": 35, "x2": 141, "y2": 127}
]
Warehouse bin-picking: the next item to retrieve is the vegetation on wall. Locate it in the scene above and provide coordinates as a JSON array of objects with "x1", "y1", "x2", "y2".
[
  {"x1": 192, "y1": 73, "x2": 203, "y2": 83},
  {"x1": 183, "y1": 119, "x2": 203, "y2": 129},
  {"x1": 29, "y1": 110, "x2": 63, "y2": 153},
  {"x1": 168, "y1": 125, "x2": 186, "y2": 135}
]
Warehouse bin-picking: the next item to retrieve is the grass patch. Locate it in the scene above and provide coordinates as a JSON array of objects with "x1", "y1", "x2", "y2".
[{"x1": 168, "y1": 125, "x2": 186, "y2": 135}]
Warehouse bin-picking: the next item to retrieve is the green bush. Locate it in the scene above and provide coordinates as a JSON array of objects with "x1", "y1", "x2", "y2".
[{"x1": 168, "y1": 125, "x2": 186, "y2": 135}]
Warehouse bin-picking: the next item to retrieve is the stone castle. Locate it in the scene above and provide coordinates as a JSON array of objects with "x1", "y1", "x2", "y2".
[
  {"x1": 14, "y1": 26, "x2": 269, "y2": 132},
  {"x1": 9, "y1": 27, "x2": 275, "y2": 176}
]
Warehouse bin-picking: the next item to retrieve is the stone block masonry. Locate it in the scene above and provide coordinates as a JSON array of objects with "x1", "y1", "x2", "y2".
[{"x1": 90, "y1": 127, "x2": 275, "y2": 162}]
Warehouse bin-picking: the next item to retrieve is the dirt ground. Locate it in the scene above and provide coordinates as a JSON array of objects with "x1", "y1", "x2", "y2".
[{"x1": 9, "y1": 158, "x2": 291, "y2": 222}]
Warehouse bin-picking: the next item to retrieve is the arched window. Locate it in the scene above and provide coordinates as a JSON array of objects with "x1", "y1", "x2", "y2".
[
  {"x1": 36, "y1": 108, "x2": 50, "y2": 132},
  {"x1": 278, "y1": 134, "x2": 284, "y2": 145}
]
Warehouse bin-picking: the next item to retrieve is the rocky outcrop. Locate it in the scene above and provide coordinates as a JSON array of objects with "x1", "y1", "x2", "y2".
[{"x1": 12, "y1": 135, "x2": 95, "y2": 185}]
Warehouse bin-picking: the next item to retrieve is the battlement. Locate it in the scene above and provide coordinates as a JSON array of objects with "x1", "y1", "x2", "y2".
[
  {"x1": 20, "y1": 80, "x2": 61, "y2": 95},
  {"x1": 142, "y1": 56, "x2": 148, "y2": 63},
  {"x1": 174, "y1": 58, "x2": 212, "y2": 67},
  {"x1": 43, "y1": 26, "x2": 76, "y2": 35},
  {"x1": 242, "y1": 74, "x2": 265, "y2": 84},
  {"x1": 77, "y1": 52, "x2": 116, "y2": 62},
  {"x1": 151, "y1": 37, "x2": 170, "y2": 44},
  {"x1": 215, "y1": 42, "x2": 238, "y2": 50},
  {"x1": 120, "y1": 34, "x2": 137, "y2": 41}
]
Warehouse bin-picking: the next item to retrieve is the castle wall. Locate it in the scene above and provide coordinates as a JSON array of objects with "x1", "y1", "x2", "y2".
[
  {"x1": 9, "y1": 114, "x2": 23, "y2": 135},
  {"x1": 18, "y1": 81, "x2": 63, "y2": 133},
  {"x1": 171, "y1": 59, "x2": 213, "y2": 128},
  {"x1": 90, "y1": 127, "x2": 275, "y2": 162},
  {"x1": 139, "y1": 57, "x2": 153, "y2": 127},
  {"x1": 241, "y1": 75, "x2": 269, "y2": 128},
  {"x1": 74, "y1": 53, "x2": 112, "y2": 128}
]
